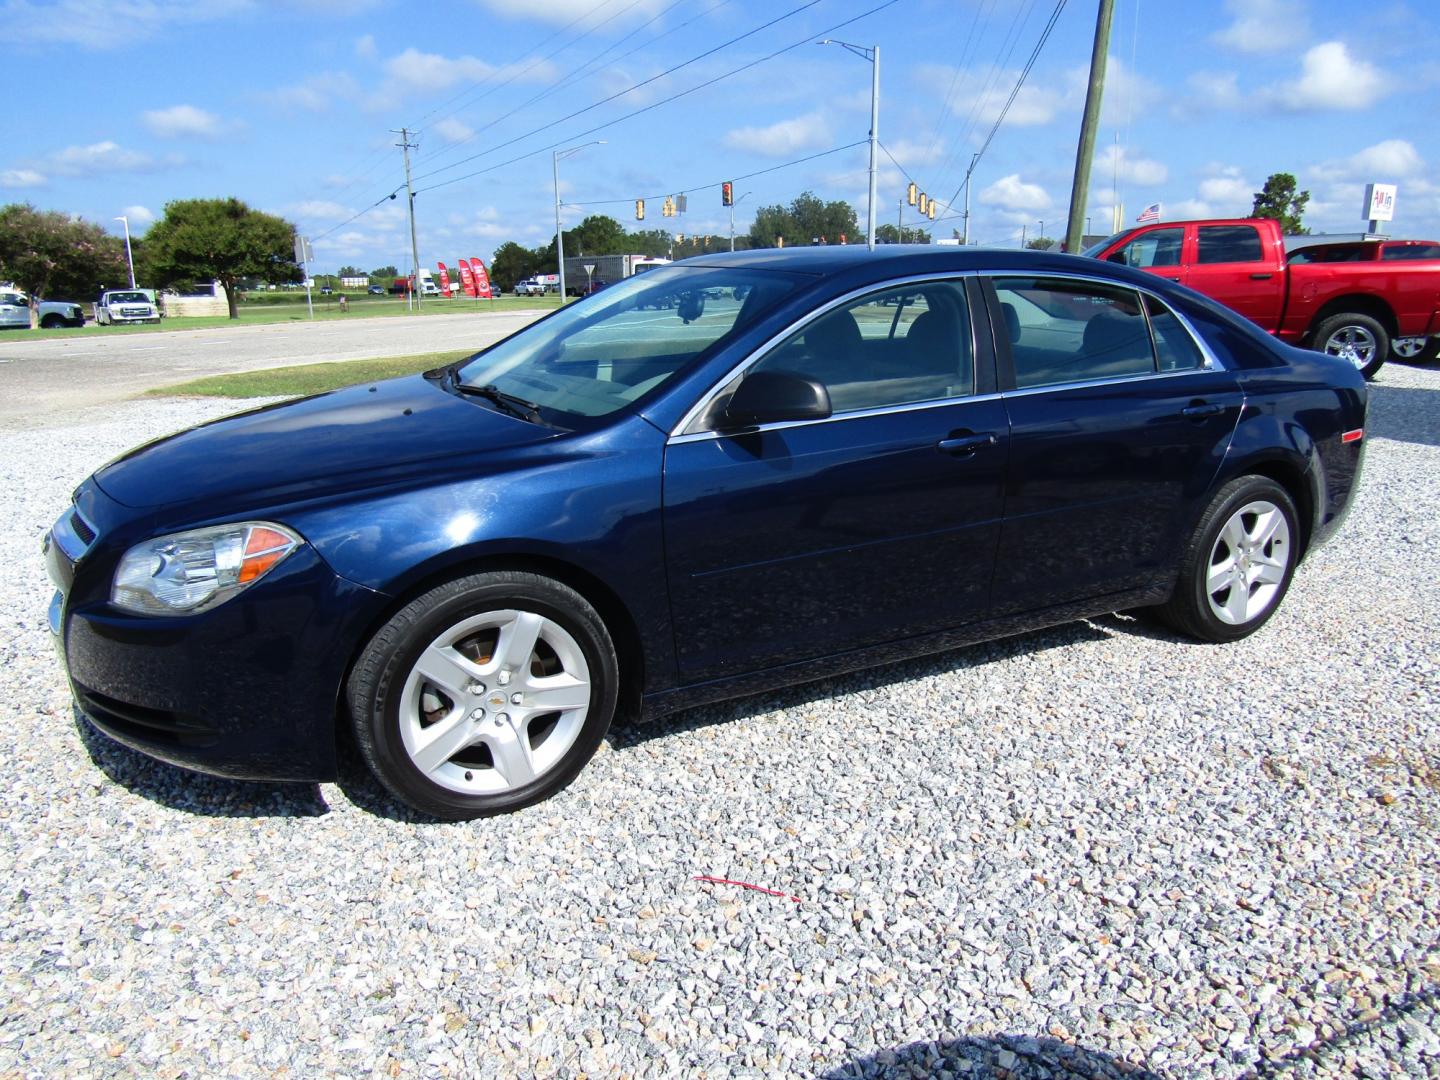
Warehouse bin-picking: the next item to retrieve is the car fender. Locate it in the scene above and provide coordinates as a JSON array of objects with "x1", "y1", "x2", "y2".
[{"x1": 1209, "y1": 399, "x2": 1325, "y2": 556}]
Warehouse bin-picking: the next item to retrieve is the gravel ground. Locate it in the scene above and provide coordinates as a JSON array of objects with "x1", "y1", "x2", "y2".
[{"x1": 1, "y1": 366, "x2": 1437, "y2": 1078}]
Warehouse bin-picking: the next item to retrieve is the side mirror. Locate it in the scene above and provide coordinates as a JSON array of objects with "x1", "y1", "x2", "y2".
[{"x1": 721, "y1": 370, "x2": 831, "y2": 428}]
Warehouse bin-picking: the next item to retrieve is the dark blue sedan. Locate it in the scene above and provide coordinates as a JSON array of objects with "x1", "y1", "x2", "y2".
[{"x1": 45, "y1": 247, "x2": 1368, "y2": 818}]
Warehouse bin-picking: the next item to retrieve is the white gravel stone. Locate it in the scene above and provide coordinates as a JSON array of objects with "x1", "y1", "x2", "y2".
[{"x1": 0, "y1": 366, "x2": 1438, "y2": 1078}]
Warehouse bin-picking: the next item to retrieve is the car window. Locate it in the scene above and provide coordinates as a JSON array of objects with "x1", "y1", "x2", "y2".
[
  {"x1": 0, "y1": 293, "x2": 26, "y2": 305},
  {"x1": 744, "y1": 280, "x2": 973, "y2": 414},
  {"x1": 1381, "y1": 243, "x2": 1440, "y2": 260},
  {"x1": 1196, "y1": 225, "x2": 1263, "y2": 264},
  {"x1": 1112, "y1": 227, "x2": 1183, "y2": 268},
  {"x1": 457, "y1": 267, "x2": 803, "y2": 423},
  {"x1": 1143, "y1": 294, "x2": 1206, "y2": 371},
  {"x1": 993, "y1": 277, "x2": 1155, "y2": 389}
]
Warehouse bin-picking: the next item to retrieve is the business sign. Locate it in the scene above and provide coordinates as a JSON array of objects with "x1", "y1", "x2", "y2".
[
  {"x1": 470, "y1": 256, "x2": 494, "y2": 299},
  {"x1": 457, "y1": 259, "x2": 478, "y2": 297},
  {"x1": 436, "y1": 262, "x2": 453, "y2": 297},
  {"x1": 1363, "y1": 183, "x2": 1397, "y2": 223}
]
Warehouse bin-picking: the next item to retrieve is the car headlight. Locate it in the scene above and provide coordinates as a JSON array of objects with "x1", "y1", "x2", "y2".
[{"x1": 112, "y1": 522, "x2": 302, "y2": 616}]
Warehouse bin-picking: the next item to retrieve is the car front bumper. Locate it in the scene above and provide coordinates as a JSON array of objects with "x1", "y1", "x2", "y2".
[{"x1": 47, "y1": 515, "x2": 387, "y2": 784}]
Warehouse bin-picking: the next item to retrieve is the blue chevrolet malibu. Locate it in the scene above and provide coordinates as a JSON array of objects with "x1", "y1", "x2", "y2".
[{"x1": 45, "y1": 248, "x2": 1367, "y2": 818}]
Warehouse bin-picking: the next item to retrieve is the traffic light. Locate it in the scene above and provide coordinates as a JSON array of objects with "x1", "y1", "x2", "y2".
[
  {"x1": 722, "y1": 182, "x2": 734, "y2": 206},
  {"x1": 918, "y1": 192, "x2": 929, "y2": 215},
  {"x1": 676, "y1": 233, "x2": 685, "y2": 243},
  {"x1": 907, "y1": 182, "x2": 918, "y2": 206},
  {"x1": 676, "y1": 193, "x2": 688, "y2": 213},
  {"x1": 928, "y1": 200, "x2": 937, "y2": 220},
  {"x1": 635, "y1": 199, "x2": 645, "y2": 221},
  {"x1": 662, "y1": 196, "x2": 675, "y2": 217}
]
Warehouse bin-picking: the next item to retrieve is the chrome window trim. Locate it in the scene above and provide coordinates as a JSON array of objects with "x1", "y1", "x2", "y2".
[
  {"x1": 668, "y1": 391, "x2": 1006, "y2": 445},
  {"x1": 978, "y1": 267, "x2": 1224, "y2": 376},
  {"x1": 1000, "y1": 366, "x2": 1223, "y2": 400},
  {"x1": 669, "y1": 271, "x2": 981, "y2": 438}
]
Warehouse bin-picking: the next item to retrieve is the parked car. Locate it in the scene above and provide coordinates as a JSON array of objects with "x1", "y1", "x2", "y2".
[
  {"x1": 94, "y1": 290, "x2": 161, "y2": 326},
  {"x1": 0, "y1": 290, "x2": 85, "y2": 329},
  {"x1": 1087, "y1": 217, "x2": 1440, "y2": 378},
  {"x1": 368, "y1": 285, "x2": 386, "y2": 296},
  {"x1": 44, "y1": 248, "x2": 1367, "y2": 819},
  {"x1": 319, "y1": 286, "x2": 334, "y2": 296}
]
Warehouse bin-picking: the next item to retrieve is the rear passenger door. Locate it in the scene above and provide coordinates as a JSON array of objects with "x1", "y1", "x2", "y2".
[
  {"x1": 1186, "y1": 223, "x2": 1285, "y2": 330},
  {"x1": 986, "y1": 275, "x2": 1244, "y2": 615}
]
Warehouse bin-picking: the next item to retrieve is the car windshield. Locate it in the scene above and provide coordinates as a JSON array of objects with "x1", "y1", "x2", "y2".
[
  {"x1": 1082, "y1": 230, "x2": 1135, "y2": 257},
  {"x1": 456, "y1": 266, "x2": 803, "y2": 422},
  {"x1": 110, "y1": 292, "x2": 149, "y2": 303}
]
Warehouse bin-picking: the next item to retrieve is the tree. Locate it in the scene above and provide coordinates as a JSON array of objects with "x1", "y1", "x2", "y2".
[
  {"x1": 1026, "y1": 237, "x2": 1057, "y2": 251},
  {"x1": 143, "y1": 198, "x2": 302, "y2": 318},
  {"x1": 369, "y1": 265, "x2": 399, "y2": 285},
  {"x1": 0, "y1": 204, "x2": 129, "y2": 321},
  {"x1": 1252, "y1": 173, "x2": 1310, "y2": 235},
  {"x1": 336, "y1": 265, "x2": 365, "y2": 278},
  {"x1": 749, "y1": 191, "x2": 858, "y2": 249},
  {"x1": 489, "y1": 242, "x2": 541, "y2": 292},
  {"x1": 875, "y1": 224, "x2": 932, "y2": 245}
]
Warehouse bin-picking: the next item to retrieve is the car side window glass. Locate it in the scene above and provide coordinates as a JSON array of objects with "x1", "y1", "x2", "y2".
[
  {"x1": 1114, "y1": 227, "x2": 1183, "y2": 268},
  {"x1": 1143, "y1": 294, "x2": 1207, "y2": 371},
  {"x1": 1382, "y1": 243, "x2": 1440, "y2": 260},
  {"x1": 1196, "y1": 225, "x2": 1263, "y2": 264},
  {"x1": 993, "y1": 277, "x2": 1155, "y2": 389},
  {"x1": 746, "y1": 280, "x2": 973, "y2": 414}
]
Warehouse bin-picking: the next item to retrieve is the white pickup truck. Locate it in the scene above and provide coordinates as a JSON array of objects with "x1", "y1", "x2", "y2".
[
  {"x1": 0, "y1": 289, "x2": 85, "y2": 329},
  {"x1": 94, "y1": 289, "x2": 161, "y2": 325}
]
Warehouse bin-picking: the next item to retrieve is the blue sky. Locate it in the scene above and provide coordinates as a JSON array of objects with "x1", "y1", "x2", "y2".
[{"x1": 3, "y1": 0, "x2": 1438, "y2": 273}]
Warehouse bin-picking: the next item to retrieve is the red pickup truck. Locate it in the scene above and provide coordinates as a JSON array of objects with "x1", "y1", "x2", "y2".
[{"x1": 1087, "y1": 217, "x2": 1440, "y2": 377}]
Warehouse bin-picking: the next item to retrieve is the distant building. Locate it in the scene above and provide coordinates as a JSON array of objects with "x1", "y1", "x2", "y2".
[{"x1": 340, "y1": 275, "x2": 368, "y2": 288}]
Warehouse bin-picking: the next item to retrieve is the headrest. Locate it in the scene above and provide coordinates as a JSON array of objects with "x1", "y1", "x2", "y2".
[{"x1": 1000, "y1": 301, "x2": 1020, "y2": 343}]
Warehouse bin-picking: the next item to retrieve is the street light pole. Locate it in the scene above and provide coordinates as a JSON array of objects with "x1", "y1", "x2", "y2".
[
  {"x1": 553, "y1": 141, "x2": 605, "y2": 303},
  {"x1": 962, "y1": 153, "x2": 978, "y2": 246},
  {"x1": 819, "y1": 39, "x2": 879, "y2": 250},
  {"x1": 114, "y1": 216, "x2": 136, "y2": 289},
  {"x1": 728, "y1": 191, "x2": 752, "y2": 252}
]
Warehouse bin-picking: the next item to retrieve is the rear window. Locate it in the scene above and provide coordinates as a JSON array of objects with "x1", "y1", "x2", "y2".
[
  {"x1": 1197, "y1": 225, "x2": 1264, "y2": 264},
  {"x1": 1381, "y1": 243, "x2": 1440, "y2": 261}
]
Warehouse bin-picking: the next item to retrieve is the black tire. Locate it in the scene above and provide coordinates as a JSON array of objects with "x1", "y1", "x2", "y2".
[
  {"x1": 1312, "y1": 312, "x2": 1389, "y2": 380},
  {"x1": 39, "y1": 314, "x2": 63, "y2": 329},
  {"x1": 1156, "y1": 476, "x2": 1300, "y2": 643},
  {"x1": 1391, "y1": 336, "x2": 1440, "y2": 364},
  {"x1": 347, "y1": 571, "x2": 618, "y2": 820}
]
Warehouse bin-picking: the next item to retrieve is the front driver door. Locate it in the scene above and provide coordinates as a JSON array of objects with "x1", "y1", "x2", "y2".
[{"x1": 662, "y1": 277, "x2": 1009, "y2": 684}]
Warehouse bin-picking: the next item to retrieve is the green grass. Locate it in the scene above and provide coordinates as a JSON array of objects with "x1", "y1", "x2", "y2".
[
  {"x1": 18, "y1": 294, "x2": 560, "y2": 341},
  {"x1": 147, "y1": 350, "x2": 473, "y2": 399}
]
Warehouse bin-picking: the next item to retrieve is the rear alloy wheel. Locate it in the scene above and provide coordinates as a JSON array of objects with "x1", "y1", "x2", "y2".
[
  {"x1": 1391, "y1": 336, "x2": 1440, "y2": 364},
  {"x1": 348, "y1": 571, "x2": 618, "y2": 819},
  {"x1": 1314, "y1": 312, "x2": 1389, "y2": 380},
  {"x1": 1157, "y1": 476, "x2": 1299, "y2": 643}
]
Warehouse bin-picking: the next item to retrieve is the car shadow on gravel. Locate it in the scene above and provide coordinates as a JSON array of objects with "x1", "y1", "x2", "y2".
[
  {"x1": 610, "y1": 617, "x2": 1143, "y2": 754},
  {"x1": 825, "y1": 1034, "x2": 1162, "y2": 1078},
  {"x1": 73, "y1": 707, "x2": 331, "y2": 818},
  {"x1": 1366, "y1": 380, "x2": 1440, "y2": 447}
]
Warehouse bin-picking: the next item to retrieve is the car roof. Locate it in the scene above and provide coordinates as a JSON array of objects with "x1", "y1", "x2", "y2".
[{"x1": 678, "y1": 245, "x2": 1111, "y2": 276}]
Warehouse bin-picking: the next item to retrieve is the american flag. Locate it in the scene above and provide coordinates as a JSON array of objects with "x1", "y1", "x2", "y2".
[{"x1": 1136, "y1": 203, "x2": 1161, "y2": 223}]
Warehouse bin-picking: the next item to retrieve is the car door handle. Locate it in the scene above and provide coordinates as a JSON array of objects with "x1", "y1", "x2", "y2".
[
  {"x1": 937, "y1": 432, "x2": 997, "y2": 456},
  {"x1": 1181, "y1": 402, "x2": 1224, "y2": 419},
  {"x1": 1249, "y1": 272, "x2": 1274, "y2": 280}
]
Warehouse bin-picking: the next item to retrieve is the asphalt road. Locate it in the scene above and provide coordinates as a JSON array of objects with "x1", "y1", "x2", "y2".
[{"x1": 0, "y1": 309, "x2": 545, "y2": 430}]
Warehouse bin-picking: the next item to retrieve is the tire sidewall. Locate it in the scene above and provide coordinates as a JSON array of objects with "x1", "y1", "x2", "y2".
[{"x1": 354, "y1": 574, "x2": 618, "y2": 819}]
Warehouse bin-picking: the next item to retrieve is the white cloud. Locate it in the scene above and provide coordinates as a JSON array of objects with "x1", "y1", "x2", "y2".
[
  {"x1": 1340, "y1": 139, "x2": 1424, "y2": 179},
  {"x1": 919, "y1": 63, "x2": 1062, "y2": 128},
  {"x1": 1198, "y1": 170, "x2": 1253, "y2": 206},
  {"x1": 1212, "y1": 0, "x2": 1309, "y2": 54},
  {"x1": 43, "y1": 141, "x2": 168, "y2": 177},
  {"x1": 260, "y1": 72, "x2": 359, "y2": 112},
  {"x1": 1095, "y1": 144, "x2": 1168, "y2": 186},
  {"x1": 1167, "y1": 199, "x2": 1215, "y2": 220},
  {"x1": 120, "y1": 205, "x2": 155, "y2": 226},
  {"x1": 431, "y1": 118, "x2": 475, "y2": 144},
  {"x1": 355, "y1": 33, "x2": 377, "y2": 60},
  {"x1": 0, "y1": 0, "x2": 254, "y2": 49},
  {"x1": 288, "y1": 200, "x2": 355, "y2": 222},
  {"x1": 142, "y1": 104, "x2": 224, "y2": 139},
  {"x1": 1184, "y1": 71, "x2": 1244, "y2": 111},
  {"x1": 1269, "y1": 41, "x2": 1388, "y2": 111},
  {"x1": 0, "y1": 168, "x2": 46, "y2": 188},
  {"x1": 469, "y1": 0, "x2": 666, "y2": 26},
  {"x1": 383, "y1": 48, "x2": 555, "y2": 91},
  {"x1": 723, "y1": 112, "x2": 830, "y2": 157},
  {"x1": 979, "y1": 174, "x2": 1051, "y2": 213}
]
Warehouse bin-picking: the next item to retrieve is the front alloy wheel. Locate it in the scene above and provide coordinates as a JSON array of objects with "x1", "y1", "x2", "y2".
[{"x1": 349, "y1": 571, "x2": 618, "y2": 819}]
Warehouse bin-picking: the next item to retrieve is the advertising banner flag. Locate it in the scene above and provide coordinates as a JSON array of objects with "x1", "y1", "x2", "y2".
[
  {"x1": 457, "y1": 259, "x2": 478, "y2": 297},
  {"x1": 436, "y1": 262, "x2": 453, "y2": 297},
  {"x1": 470, "y1": 257, "x2": 494, "y2": 299}
]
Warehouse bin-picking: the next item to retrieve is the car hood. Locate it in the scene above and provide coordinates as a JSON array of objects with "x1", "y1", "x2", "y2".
[{"x1": 93, "y1": 374, "x2": 555, "y2": 510}]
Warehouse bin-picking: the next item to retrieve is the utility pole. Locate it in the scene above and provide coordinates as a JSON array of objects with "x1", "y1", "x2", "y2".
[
  {"x1": 962, "y1": 153, "x2": 977, "y2": 246},
  {"x1": 728, "y1": 191, "x2": 751, "y2": 252},
  {"x1": 1065, "y1": 0, "x2": 1115, "y2": 255},
  {"x1": 819, "y1": 39, "x2": 879, "y2": 250},
  {"x1": 1021, "y1": 224, "x2": 1027, "y2": 249},
  {"x1": 393, "y1": 128, "x2": 422, "y2": 310}
]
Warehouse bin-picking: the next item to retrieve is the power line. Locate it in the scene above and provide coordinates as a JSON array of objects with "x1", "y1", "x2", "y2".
[
  {"x1": 409, "y1": 0, "x2": 829, "y2": 188},
  {"x1": 942, "y1": 0, "x2": 1067, "y2": 213},
  {"x1": 414, "y1": 0, "x2": 907, "y2": 195}
]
